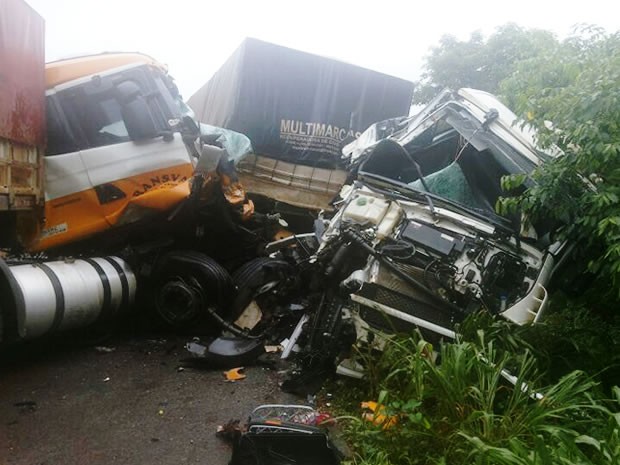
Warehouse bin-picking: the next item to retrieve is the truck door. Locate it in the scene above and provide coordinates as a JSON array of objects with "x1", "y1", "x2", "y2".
[{"x1": 35, "y1": 93, "x2": 106, "y2": 250}]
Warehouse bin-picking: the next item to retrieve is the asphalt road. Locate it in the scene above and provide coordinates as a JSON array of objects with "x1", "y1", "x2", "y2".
[{"x1": 0, "y1": 333, "x2": 298, "y2": 465}]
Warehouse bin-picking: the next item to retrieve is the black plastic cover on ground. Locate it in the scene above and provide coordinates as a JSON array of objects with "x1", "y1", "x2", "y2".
[{"x1": 188, "y1": 38, "x2": 413, "y2": 168}]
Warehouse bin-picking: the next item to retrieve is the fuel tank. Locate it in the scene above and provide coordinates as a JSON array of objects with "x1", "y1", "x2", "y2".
[{"x1": 0, "y1": 256, "x2": 136, "y2": 343}]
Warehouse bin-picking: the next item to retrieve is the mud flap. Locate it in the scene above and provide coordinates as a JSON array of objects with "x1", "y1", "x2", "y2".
[{"x1": 184, "y1": 337, "x2": 264, "y2": 369}]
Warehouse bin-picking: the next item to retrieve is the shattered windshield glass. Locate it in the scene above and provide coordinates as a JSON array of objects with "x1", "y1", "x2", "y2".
[{"x1": 358, "y1": 105, "x2": 530, "y2": 220}]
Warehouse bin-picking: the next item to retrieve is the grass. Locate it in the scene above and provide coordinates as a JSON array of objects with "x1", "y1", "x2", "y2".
[{"x1": 332, "y1": 315, "x2": 620, "y2": 465}]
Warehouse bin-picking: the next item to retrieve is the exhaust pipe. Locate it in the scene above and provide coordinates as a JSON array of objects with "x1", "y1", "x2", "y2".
[{"x1": 0, "y1": 256, "x2": 136, "y2": 343}]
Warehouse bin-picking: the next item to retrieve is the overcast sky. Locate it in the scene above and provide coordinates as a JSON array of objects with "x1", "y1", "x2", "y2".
[{"x1": 26, "y1": 0, "x2": 619, "y2": 98}]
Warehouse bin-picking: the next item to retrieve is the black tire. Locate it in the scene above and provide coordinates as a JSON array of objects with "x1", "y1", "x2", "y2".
[
  {"x1": 230, "y1": 257, "x2": 293, "y2": 320},
  {"x1": 151, "y1": 250, "x2": 233, "y2": 330}
]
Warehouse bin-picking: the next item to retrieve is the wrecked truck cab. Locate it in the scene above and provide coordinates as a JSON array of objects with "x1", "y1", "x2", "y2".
[
  {"x1": 0, "y1": 50, "x2": 259, "y2": 346},
  {"x1": 269, "y1": 89, "x2": 568, "y2": 385},
  {"x1": 333, "y1": 88, "x2": 565, "y2": 322},
  {"x1": 21, "y1": 53, "x2": 253, "y2": 253}
]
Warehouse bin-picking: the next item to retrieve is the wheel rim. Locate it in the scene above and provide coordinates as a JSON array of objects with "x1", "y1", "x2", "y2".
[{"x1": 156, "y1": 276, "x2": 204, "y2": 325}]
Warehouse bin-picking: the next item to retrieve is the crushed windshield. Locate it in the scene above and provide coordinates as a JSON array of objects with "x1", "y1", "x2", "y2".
[{"x1": 359, "y1": 108, "x2": 516, "y2": 217}]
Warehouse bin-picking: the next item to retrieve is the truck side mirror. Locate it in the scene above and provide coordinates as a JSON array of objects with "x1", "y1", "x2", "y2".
[
  {"x1": 121, "y1": 99, "x2": 159, "y2": 141},
  {"x1": 182, "y1": 115, "x2": 200, "y2": 137},
  {"x1": 116, "y1": 81, "x2": 159, "y2": 141}
]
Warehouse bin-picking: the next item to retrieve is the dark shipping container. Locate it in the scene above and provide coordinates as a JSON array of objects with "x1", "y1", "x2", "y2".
[{"x1": 189, "y1": 38, "x2": 414, "y2": 168}]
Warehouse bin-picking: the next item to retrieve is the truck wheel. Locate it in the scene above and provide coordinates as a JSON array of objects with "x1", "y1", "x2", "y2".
[
  {"x1": 230, "y1": 257, "x2": 293, "y2": 321},
  {"x1": 152, "y1": 251, "x2": 233, "y2": 330}
]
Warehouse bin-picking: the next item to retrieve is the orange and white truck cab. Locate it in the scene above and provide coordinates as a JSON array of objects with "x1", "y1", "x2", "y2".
[
  {"x1": 1, "y1": 1, "x2": 257, "y2": 345},
  {"x1": 22, "y1": 52, "x2": 250, "y2": 252}
]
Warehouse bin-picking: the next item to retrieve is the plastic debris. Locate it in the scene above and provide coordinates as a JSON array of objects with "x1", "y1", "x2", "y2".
[
  {"x1": 234, "y1": 301, "x2": 263, "y2": 330},
  {"x1": 361, "y1": 401, "x2": 398, "y2": 429},
  {"x1": 224, "y1": 367, "x2": 246, "y2": 382},
  {"x1": 216, "y1": 419, "x2": 243, "y2": 442},
  {"x1": 94, "y1": 346, "x2": 116, "y2": 353},
  {"x1": 13, "y1": 401, "x2": 37, "y2": 413},
  {"x1": 185, "y1": 337, "x2": 264, "y2": 368}
]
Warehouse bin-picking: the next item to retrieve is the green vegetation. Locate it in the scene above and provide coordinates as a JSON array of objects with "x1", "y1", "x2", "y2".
[
  {"x1": 412, "y1": 24, "x2": 557, "y2": 105},
  {"x1": 499, "y1": 27, "x2": 620, "y2": 299},
  {"x1": 334, "y1": 323, "x2": 620, "y2": 465}
]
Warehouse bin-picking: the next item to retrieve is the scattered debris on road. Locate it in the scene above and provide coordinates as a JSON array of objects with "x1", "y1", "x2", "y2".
[
  {"x1": 184, "y1": 337, "x2": 264, "y2": 368},
  {"x1": 224, "y1": 367, "x2": 246, "y2": 382},
  {"x1": 216, "y1": 419, "x2": 243, "y2": 442},
  {"x1": 94, "y1": 346, "x2": 116, "y2": 354},
  {"x1": 264, "y1": 345, "x2": 281, "y2": 353},
  {"x1": 13, "y1": 400, "x2": 37, "y2": 413}
]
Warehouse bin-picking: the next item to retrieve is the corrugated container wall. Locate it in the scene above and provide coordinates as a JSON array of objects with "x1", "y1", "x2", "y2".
[
  {"x1": 189, "y1": 38, "x2": 414, "y2": 169},
  {"x1": 0, "y1": 0, "x2": 45, "y2": 210}
]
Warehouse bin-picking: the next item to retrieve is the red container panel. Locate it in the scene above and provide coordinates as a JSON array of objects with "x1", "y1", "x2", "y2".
[{"x1": 0, "y1": 0, "x2": 45, "y2": 147}]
